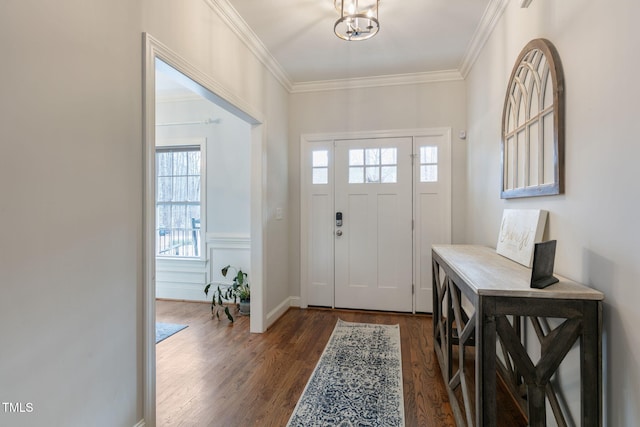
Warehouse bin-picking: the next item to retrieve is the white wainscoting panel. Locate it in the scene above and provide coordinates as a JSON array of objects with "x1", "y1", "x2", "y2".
[
  {"x1": 156, "y1": 258, "x2": 209, "y2": 301},
  {"x1": 155, "y1": 233, "x2": 250, "y2": 301},
  {"x1": 206, "y1": 233, "x2": 251, "y2": 287}
]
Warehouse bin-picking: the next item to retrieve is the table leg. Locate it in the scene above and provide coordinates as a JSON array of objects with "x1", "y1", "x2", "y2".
[
  {"x1": 477, "y1": 296, "x2": 497, "y2": 426},
  {"x1": 581, "y1": 301, "x2": 602, "y2": 426}
]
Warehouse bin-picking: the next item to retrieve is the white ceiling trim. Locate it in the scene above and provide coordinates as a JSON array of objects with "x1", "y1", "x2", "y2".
[
  {"x1": 459, "y1": 0, "x2": 510, "y2": 78},
  {"x1": 205, "y1": 0, "x2": 508, "y2": 93},
  {"x1": 203, "y1": 0, "x2": 294, "y2": 92},
  {"x1": 291, "y1": 70, "x2": 463, "y2": 94}
]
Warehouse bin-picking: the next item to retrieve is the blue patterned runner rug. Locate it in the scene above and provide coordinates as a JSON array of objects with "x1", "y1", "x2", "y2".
[{"x1": 287, "y1": 319, "x2": 405, "y2": 427}]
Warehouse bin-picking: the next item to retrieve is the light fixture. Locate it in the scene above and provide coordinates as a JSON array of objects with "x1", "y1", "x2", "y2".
[{"x1": 334, "y1": 0, "x2": 380, "y2": 41}]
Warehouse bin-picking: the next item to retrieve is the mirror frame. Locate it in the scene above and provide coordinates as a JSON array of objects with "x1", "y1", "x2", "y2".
[{"x1": 501, "y1": 38, "x2": 565, "y2": 199}]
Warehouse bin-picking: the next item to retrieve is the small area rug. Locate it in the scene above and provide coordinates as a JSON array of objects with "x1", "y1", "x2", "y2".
[
  {"x1": 287, "y1": 319, "x2": 405, "y2": 427},
  {"x1": 155, "y1": 322, "x2": 187, "y2": 344}
]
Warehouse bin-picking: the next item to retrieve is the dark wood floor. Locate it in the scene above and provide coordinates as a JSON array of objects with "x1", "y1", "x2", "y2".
[{"x1": 156, "y1": 300, "x2": 526, "y2": 427}]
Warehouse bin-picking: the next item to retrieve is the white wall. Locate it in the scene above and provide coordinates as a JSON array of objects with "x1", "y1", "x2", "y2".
[
  {"x1": 0, "y1": 1, "x2": 143, "y2": 426},
  {"x1": 0, "y1": 0, "x2": 290, "y2": 425},
  {"x1": 264, "y1": 76, "x2": 291, "y2": 323},
  {"x1": 156, "y1": 97, "x2": 252, "y2": 235},
  {"x1": 289, "y1": 81, "x2": 468, "y2": 299},
  {"x1": 465, "y1": 0, "x2": 640, "y2": 425}
]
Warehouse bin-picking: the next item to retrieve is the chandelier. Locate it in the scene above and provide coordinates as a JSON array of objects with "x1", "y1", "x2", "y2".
[{"x1": 334, "y1": 0, "x2": 380, "y2": 41}]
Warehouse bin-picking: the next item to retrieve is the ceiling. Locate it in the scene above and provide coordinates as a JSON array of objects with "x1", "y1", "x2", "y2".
[{"x1": 222, "y1": 0, "x2": 497, "y2": 86}]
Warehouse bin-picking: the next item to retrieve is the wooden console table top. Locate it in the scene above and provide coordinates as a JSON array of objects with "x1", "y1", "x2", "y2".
[{"x1": 432, "y1": 244, "x2": 604, "y2": 301}]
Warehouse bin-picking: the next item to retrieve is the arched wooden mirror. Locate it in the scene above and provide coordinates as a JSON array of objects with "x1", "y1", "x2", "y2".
[{"x1": 501, "y1": 38, "x2": 565, "y2": 199}]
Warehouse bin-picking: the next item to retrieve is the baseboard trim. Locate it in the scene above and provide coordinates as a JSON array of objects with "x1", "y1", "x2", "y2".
[
  {"x1": 289, "y1": 296, "x2": 301, "y2": 307},
  {"x1": 266, "y1": 296, "x2": 300, "y2": 329},
  {"x1": 156, "y1": 297, "x2": 209, "y2": 304},
  {"x1": 156, "y1": 283, "x2": 209, "y2": 302}
]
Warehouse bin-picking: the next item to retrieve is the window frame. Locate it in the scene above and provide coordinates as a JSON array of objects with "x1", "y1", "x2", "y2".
[{"x1": 155, "y1": 138, "x2": 207, "y2": 259}]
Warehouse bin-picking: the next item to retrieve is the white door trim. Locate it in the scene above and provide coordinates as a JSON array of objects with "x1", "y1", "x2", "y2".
[{"x1": 300, "y1": 127, "x2": 452, "y2": 311}]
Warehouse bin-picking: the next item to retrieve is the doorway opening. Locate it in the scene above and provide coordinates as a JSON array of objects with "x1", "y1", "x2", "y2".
[
  {"x1": 154, "y1": 59, "x2": 252, "y2": 304},
  {"x1": 143, "y1": 33, "x2": 266, "y2": 426}
]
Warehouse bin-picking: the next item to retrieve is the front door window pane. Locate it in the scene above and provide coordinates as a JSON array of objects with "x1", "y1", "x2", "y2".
[
  {"x1": 349, "y1": 147, "x2": 397, "y2": 184},
  {"x1": 365, "y1": 148, "x2": 380, "y2": 165},
  {"x1": 349, "y1": 167, "x2": 365, "y2": 183},
  {"x1": 381, "y1": 166, "x2": 397, "y2": 183},
  {"x1": 366, "y1": 166, "x2": 380, "y2": 183},
  {"x1": 349, "y1": 149, "x2": 364, "y2": 166},
  {"x1": 381, "y1": 148, "x2": 397, "y2": 164}
]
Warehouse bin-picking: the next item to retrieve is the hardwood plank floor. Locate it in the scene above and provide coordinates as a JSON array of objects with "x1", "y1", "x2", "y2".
[{"x1": 156, "y1": 300, "x2": 525, "y2": 427}]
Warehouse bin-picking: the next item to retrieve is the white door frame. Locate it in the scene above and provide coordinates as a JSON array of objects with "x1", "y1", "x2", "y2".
[
  {"x1": 300, "y1": 128, "x2": 452, "y2": 311},
  {"x1": 143, "y1": 33, "x2": 267, "y2": 426}
]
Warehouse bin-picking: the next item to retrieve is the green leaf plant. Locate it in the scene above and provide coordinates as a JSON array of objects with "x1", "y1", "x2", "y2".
[{"x1": 204, "y1": 265, "x2": 249, "y2": 323}]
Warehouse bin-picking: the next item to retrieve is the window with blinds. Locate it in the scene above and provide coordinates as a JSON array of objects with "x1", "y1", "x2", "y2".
[{"x1": 156, "y1": 146, "x2": 202, "y2": 257}]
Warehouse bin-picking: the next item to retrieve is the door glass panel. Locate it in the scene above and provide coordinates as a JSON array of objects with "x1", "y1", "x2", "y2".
[
  {"x1": 312, "y1": 150, "x2": 329, "y2": 184},
  {"x1": 366, "y1": 166, "x2": 380, "y2": 183},
  {"x1": 349, "y1": 149, "x2": 364, "y2": 166},
  {"x1": 313, "y1": 168, "x2": 328, "y2": 185},
  {"x1": 381, "y1": 148, "x2": 397, "y2": 164},
  {"x1": 349, "y1": 167, "x2": 365, "y2": 183},
  {"x1": 419, "y1": 146, "x2": 438, "y2": 182},
  {"x1": 420, "y1": 165, "x2": 438, "y2": 182},
  {"x1": 313, "y1": 150, "x2": 328, "y2": 167},
  {"x1": 365, "y1": 148, "x2": 380, "y2": 165},
  {"x1": 420, "y1": 146, "x2": 438, "y2": 163},
  {"x1": 349, "y1": 147, "x2": 398, "y2": 184},
  {"x1": 381, "y1": 166, "x2": 397, "y2": 183}
]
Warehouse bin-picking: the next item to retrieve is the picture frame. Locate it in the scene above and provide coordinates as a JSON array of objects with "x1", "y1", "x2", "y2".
[{"x1": 496, "y1": 209, "x2": 548, "y2": 267}]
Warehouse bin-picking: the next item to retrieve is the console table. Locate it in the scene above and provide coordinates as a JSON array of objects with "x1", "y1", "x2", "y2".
[{"x1": 431, "y1": 245, "x2": 603, "y2": 427}]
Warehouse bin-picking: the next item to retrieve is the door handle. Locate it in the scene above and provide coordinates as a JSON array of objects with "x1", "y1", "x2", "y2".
[{"x1": 336, "y1": 229, "x2": 343, "y2": 237}]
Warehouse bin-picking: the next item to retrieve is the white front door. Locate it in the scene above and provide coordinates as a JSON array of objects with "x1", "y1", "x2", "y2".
[
  {"x1": 334, "y1": 137, "x2": 413, "y2": 311},
  {"x1": 301, "y1": 129, "x2": 451, "y2": 313}
]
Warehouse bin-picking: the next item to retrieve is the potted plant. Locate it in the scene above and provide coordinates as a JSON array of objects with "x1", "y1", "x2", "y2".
[{"x1": 204, "y1": 265, "x2": 250, "y2": 323}]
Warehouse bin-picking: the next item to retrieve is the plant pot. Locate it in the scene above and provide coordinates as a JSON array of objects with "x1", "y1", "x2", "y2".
[{"x1": 239, "y1": 300, "x2": 250, "y2": 316}]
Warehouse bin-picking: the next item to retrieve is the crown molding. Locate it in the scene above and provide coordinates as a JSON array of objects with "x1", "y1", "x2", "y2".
[
  {"x1": 204, "y1": 0, "x2": 506, "y2": 93},
  {"x1": 459, "y1": 0, "x2": 510, "y2": 78},
  {"x1": 291, "y1": 70, "x2": 463, "y2": 94},
  {"x1": 203, "y1": 0, "x2": 293, "y2": 92}
]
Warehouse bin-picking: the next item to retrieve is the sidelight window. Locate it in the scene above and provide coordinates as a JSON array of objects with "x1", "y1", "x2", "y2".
[
  {"x1": 419, "y1": 146, "x2": 438, "y2": 182},
  {"x1": 312, "y1": 150, "x2": 329, "y2": 184}
]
